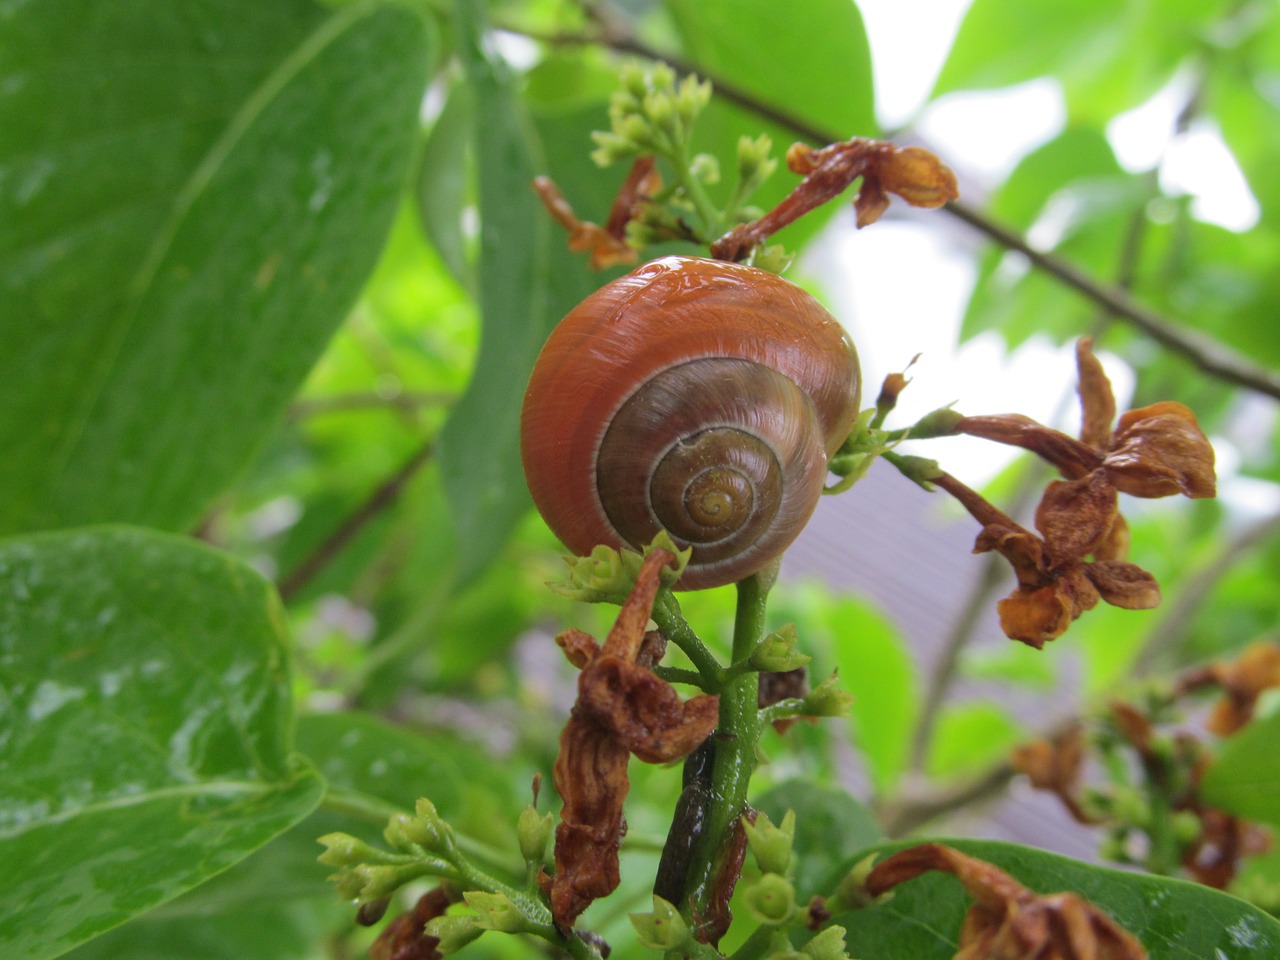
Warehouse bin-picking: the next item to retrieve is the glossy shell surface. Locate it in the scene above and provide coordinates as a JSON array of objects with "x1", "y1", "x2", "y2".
[{"x1": 520, "y1": 256, "x2": 861, "y2": 589}]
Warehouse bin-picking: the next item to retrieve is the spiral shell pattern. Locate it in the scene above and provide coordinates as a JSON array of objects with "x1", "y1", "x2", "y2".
[{"x1": 521, "y1": 256, "x2": 861, "y2": 589}]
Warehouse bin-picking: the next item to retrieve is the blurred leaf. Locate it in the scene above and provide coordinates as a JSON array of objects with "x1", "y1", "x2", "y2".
[
  {"x1": 933, "y1": 0, "x2": 1215, "y2": 119},
  {"x1": 754, "y1": 780, "x2": 882, "y2": 898},
  {"x1": 834, "y1": 839, "x2": 1280, "y2": 959},
  {"x1": 961, "y1": 643, "x2": 1057, "y2": 689},
  {"x1": 437, "y1": 0, "x2": 554, "y2": 586},
  {"x1": 0, "y1": 0, "x2": 434, "y2": 536},
  {"x1": 828, "y1": 598, "x2": 917, "y2": 794},
  {"x1": 926, "y1": 702, "x2": 1023, "y2": 779},
  {"x1": 1201, "y1": 712, "x2": 1280, "y2": 829},
  {"x1": 417, "y1": 79, "x2": 476, "y2": 292},
  {"x1": 0, "y1": 527, "x2": 323, "y2": 960}
]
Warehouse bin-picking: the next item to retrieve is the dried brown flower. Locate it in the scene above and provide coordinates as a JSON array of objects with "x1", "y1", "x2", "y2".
[
  {"x1": 944, "y1": 340, "x2": 1215, "y2": 647},
  {"x1": 533, "y1": 157, "x2": 660, "y2": 269},
  {"x1": 369, "y1": 887, "x2": 455, "y2": 960},
  {"x1": 865, "y1": 844, "x2": 1147, "y2": 960},
  {"x1": 1012, "y1": 726, "x2": 1100, "y2": 825},
  {"x1": 711, "y1": 137, "x2": 957, "y2": 259},
  {"x1": 549, "y1": 548, "x2": 720, "y2": 929},
  {"x1": 1179, "y1": 641, "x2": 1280, "y2": 736},
  {"x1": 1182, "y1": 807, "x2": 1273, "y2": 889}
]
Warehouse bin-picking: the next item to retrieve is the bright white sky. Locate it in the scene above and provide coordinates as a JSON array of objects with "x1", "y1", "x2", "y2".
[{"x1": 803, "y1": 0, "x2": 1270, "y2": 509}]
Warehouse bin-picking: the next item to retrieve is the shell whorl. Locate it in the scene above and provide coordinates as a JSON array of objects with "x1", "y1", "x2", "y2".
[{"x1": 520, "y1": 256, "x2": 861, "y2": 590}]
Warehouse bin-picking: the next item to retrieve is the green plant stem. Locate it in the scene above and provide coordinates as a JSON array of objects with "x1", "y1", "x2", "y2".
[
  {"x1": 653, "y1": 591, "x2": 727, "y2": 688},
  {"x1": 728, "y1": 923, "x2": 779, "y2": 960},
  {"x1": 684, "y1": 573, "x2": 769, "y2": 925}
]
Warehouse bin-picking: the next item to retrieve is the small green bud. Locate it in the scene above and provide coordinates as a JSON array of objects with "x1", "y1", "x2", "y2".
[
  {"x1": 890, "y1": 454, "x2": 943, "y2": 490},
  {"x1": 518, "y1": 806, "x2": 555, "y2": 865},
  {"x1": 745, "y1": 873, "x2": 796, "y2": 925},
  {"x1": 829, "y1": 853, "x2": 878, "y2": 912},
  {"x1": 689, "y1": 152, "x2": 720, "y2": 185},
  {"x1": 316, "y1": 832, "x2": 384, "y2": 868},
  {"x1": 910, "y1": 406, "x2": 963, "y2": 438},
  {"x1": 620, "y1": 61, "x2": 649, "y2": 98},
  {"x1": 750, "y1": 624, "x2": 811, "y2": 673},
  {"x1": 643, "y1": 90, "x2": 679, "y2": 138},
  {"x1": 396, "y1": 797, "x2": 451, "y2": 853},
  {"x1": 424, "y1": 915, "x2": 484, "y2": 954},
  {"x1": 1098, "y1": 830, "x2": 1132, "y2": 863},
  {"x1": 1171, "y1": 810, "x2": 1203, "y2": 846},
  {"x1": 675, "y1": 74, "x2": 712, "y2": 125},
  {"x1": 650, "y1": 62, "x2": 677, "y2": 91},
  {"x1": 590, "y1": 131, "x2": 633, "y2": 167},
  {"x1": 348, "y1": 863, "x2": 426, "y2": 902},
  {"x1": 801, "y1": 673, "x2": 854, "y2": 718},
  {"x1": 746, "y1": 243, "x2": 795, "y2": 275},
  {"x1": 619, "y1": 113, "x2": 651, "y2": 147},
  {"x1": 1111, "y1": 786, "x2": 1150, "y2": 828},
  {"x1": 551, "y1": 533, "x2": 689, "y2": 603},
  {"x1": 743, "y1": 809, "x2": 797, "y2": 876},
  {"x1": 464, "y1": 891, "x2": 528, "y2": 933},
  {"x1": 802, "y1": 925, "x2": 850, "y2": 960},
  {"x1": 630, "y1": 895, "x2": 693, "y2": 951}
]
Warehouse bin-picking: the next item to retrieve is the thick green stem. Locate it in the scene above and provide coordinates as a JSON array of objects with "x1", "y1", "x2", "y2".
[{"x1": 683, "y1": 573, "x2": 770, "y2": 929}]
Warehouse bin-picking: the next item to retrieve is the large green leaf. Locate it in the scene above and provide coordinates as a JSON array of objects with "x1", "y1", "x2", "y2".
[
  {"x1": 437, "y1": 0, "x2": 554, "y2": 586},
  {"x1": 0, "y1": 527, "x2": 324, "y2": 960},
  {"x1": 1201, "y1": 711, "x2": 1280, "y2": 829},
  {"x1": 833, "y1": 839, "x2": 1280, "y2": 959},
  {"x1": 0, "y1": 0, "x2": 434, "y2": 536}
]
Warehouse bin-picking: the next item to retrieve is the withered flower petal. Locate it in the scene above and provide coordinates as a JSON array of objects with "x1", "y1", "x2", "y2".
[
  {"x1": 1104, "y1": 402, "x2": 1216, "y2": 499},
  {"x1": 1076, "y1": 339, "x2": 1116, "y2": 453},
  {"x1": 997, "y1": 587, "x2": 1076, "y2": 649},
  {"x1": 957, "y1": 415, "x2": 1102, "y2": 480},
  {"x1": 1084, "y1": 561, "x2": 1161, "y2": 611},
  {"x1": 1034, "y1": 475, "x2": 1119, "y2": 564},
  {"x1": 1204, "y1": 641, "x2": 1280, "y2": 736},
  {"x1": 550, "y1": 549, "x2": 720, "y2": 929},
  {"x1": 875, "y1": 145, "x2": 961, "y2": 211},
  {"x1": 1012, "y1": 727, "x2": 1101, "y2": 825},
  {"x1": 865, "y1": 844, "x2": 1147, "y2": 960},
  {"x1": 1093, "y1": 514, "x2": 1130, "y2": 563}
]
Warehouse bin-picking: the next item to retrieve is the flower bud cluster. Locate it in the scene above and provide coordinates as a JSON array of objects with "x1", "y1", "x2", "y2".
[{"x1": 591, "y1": 62, "x2": 712, "y2": 167}]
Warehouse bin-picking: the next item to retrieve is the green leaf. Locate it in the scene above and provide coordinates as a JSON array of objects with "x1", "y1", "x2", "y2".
[
  {"x1": 827, "y1": 598, "x2": 917, "y2": 795},
  {"x1": 926, "y1": 702, "x2": 1023, "y2": 779},
  {"x1": 0, "y1": 527, "x2": 324, "y2": 960},
  {"x1": 0, "y1": 0, "x2": 434, "y2": 536},
  {"x1": 437, "y1": 0, "x2": 554, "y2": 586},
  {"x1": 417, "y1": 79, "x2": 476, "y2": 292},
  {"x1": 1201, "y1": 712, "x2": 1280, "y2": 829},
  {"x1": 834, "y1": 839, "x2": 1280, "y2": 959},
  {"x1": 753, "y1": 780, "x2": 882, "y2": 899},
  {"x1": 932, "y1": 0, "x2": 1212, "y2": 119}
]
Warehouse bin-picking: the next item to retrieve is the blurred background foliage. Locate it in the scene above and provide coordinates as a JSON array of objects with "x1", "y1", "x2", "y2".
[{"x1": 3, "y1": 0, "x2": 1280, "y2": 957}]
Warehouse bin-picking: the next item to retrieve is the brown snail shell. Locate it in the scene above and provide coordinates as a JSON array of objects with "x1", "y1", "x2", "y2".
[{"x1": 520, "y1": 255, "x2": 861, "y2": 590}]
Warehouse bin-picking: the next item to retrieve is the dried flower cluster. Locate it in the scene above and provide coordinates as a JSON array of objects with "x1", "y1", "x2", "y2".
[
  {"x1": 940, "y1": 339, "x2": 1216, "y2": 647},
  {"x1": 547, "y1": 548, "x2": 720, "y2": 929},
  {"x1": 1013, "y1": 646, "x2": 1279, "y2": 889},
  {"x1": 711, "y1": 137, "x2": 958, "y2": 260},
  {"x1": 532, "y1": 157, "x2": 661, "y2": 269},
  {"x1": 866, "y1": 844, "x2": 1147, "y2": 960}
]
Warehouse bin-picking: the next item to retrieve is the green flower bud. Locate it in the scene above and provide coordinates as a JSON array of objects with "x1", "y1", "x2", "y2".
[
  {"x1": 745, "y1": 243, "x2": 795, "y2": 276},
  {"x1": 744, "y1": 809, "x2": 796, "y2": 876},
  {"x1": 464, "y1": 891, "x2": 528, "y2": 933},
  {"x1": 348, "y1": 862, "x2": 427, "y2": 902},
  {"x1": 801, "y1": 674, "x2": 854, "y2": 718},
  {"x1": 551, "y1": 534, "x2": 689, "y2": 603},
  {"x1": 1171, "y1": 810, "x2": 1203, "y2": 846},
  {"x1": 736, "y1": 134, "x2": 778, "y2": 195},
  {"x1": 620, "y1": 61, "x2": 650, "y2": 98},
  {"x1": 1111, "y1": 786, "x2": 1150, "y2": 828},
  {"x1": 689, "y1": 152, "x2": 721, "y2": 185},
  {"x1": 517, "y1": 806, "x2": 554, "y2": 865},
  {"x1": 890, "y1": 454, "x2": 943, "y2": 490},
  {"x1": 750, "y1": 624, "x2": 811, "y2": 673},
  {"x1": 745, "y1": 873, "x2": 796, "y2": 925},
  {"x1": 910, "y1": 406, "x2": 963, "y2": 438},
  {"x1": 630, "y1": 895, "x2": 693, "y2": 951},
  {"x1": 675, "y1": 74, "x2": 712, "y2": 125},
  {"x1": 802, "y1": 925, "x2": 850, "y2": 960},
  {"x1": 316, "y1": 832, "x2": 384, "y2": 868},
  {"x1": 424, "y1": 915, "x2": 485, "y2": 954},
  {"x1": 650, "y1": 62, "x2": 677, "y2": 91},
  {"x1": 829, "y1": 853, "x2": 878, "y2": 912}
]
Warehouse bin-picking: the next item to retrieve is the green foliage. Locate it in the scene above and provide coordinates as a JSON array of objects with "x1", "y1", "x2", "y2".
[
  {"x1": 4, "y1": 0, "x2": 1280, "y2": 957},
  {"x1": 835, "y1": 839, "x2": 1280, "y2": 959},
  {"x1": 0, "y1": 528, "x2": 324, "y2": 960}
]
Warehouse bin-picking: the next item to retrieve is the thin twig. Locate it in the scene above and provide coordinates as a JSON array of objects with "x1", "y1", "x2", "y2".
[
  {"x1": 277, "y1": 438, "x2": 436, "y2": 602},
  {"x1": 507, "y1": 18, "x2": 1280, "y2": 403},
  {"x1": 878, "y1": 760, "x2": 1018, "y2": 838}
]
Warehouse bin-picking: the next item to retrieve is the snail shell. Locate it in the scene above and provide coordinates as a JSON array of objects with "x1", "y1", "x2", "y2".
[{"x1": 520, "y1": 255, "x2": 861, "y2": 590}]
